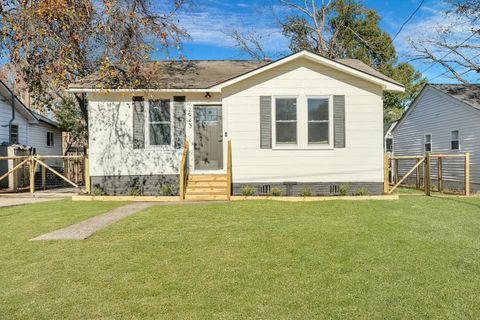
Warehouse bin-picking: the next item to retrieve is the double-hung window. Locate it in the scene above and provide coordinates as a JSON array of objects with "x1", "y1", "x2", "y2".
[
  {"x1": 10, "y1": 124, "x2": 18, "y2": 144},
  {"x1": 46, "y1": 131, "x2": 54, "y2": 147},
  {"x1": 275, "y1": 98, "x2": 297, "y2": 145},
  {"x1": 307, "y1": 98, "x2": 329, "y2": 144},
  {"x1": 148, "y1": 99, "x2": 172, "y2": 146},
  {"x1": 424, "y1": 134, "x2": 432, "y2": 152},
  {"x1": 451, "y1": 130, "x2": 460, "y2": 150}
]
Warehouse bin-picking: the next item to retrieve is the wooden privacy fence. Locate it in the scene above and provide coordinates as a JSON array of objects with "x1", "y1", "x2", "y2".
[
  {"x1": 384, "y1": 152, "x2": 470, "y2": 196},
  {"x1": 0, "y1": 155, "x2": 89, "y2": 194}
]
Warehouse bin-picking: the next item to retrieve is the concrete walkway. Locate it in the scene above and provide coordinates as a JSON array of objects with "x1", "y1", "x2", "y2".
[
  {"x1": 30, "y1": 202, "x2": 157, "y2": 241},
  {"x1": 0, "y1": 188, "x2": 78, "y2": 208}
]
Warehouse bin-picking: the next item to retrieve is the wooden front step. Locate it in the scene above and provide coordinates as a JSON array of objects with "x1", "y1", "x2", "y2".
[
  {"x1": 188, "y1": 174, "x2": 227, "y2": 182},
  {"x1": 185, "y1": 174, "x2": 228, "y2": 201}
]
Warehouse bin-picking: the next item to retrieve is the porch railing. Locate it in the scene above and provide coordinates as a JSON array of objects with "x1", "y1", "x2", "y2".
[{"x1": 179, "y1": 140, "x2": 189, "y2": 200}]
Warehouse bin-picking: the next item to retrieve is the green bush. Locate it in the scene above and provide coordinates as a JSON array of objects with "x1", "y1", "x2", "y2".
[
  {"x1": 270, "y1": 188, "x2": 282, "y2": 197},
  {"x1": 160, "y1": 183, "x2": 173, "y2": 196},
  {"x1": 355, "y1": 188, "x2": 369, "y2": 196},
  {"x1": 92, "y1": 185, "x2": 106, "y2": 196},
  {"x1": 127, "y1": 187, "x2": 142, "y2": 196},
  {"x1": 339, "y1": 184, "x2": 349, "y2": 196},
  {"x1": 241, "y1": 185, "x2": 255, "y2": 196},
  {"x1": 299, "y1": 187, "x2": 312, "y2": 197}
]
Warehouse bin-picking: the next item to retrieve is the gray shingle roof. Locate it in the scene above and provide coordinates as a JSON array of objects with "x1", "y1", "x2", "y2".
[
  {"x1": 430, "y1": 84, "x2": 480, "y2": 110},
  {"x1": 70, "y1": 54, "x2": 402, "y2": 90}
]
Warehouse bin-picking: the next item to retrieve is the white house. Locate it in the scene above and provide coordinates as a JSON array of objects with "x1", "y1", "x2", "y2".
[
  {"x1": 0, "y1": 80, "x2": 63, "y2": 188},
  {"x1": 69, "y1": 50, "x2": 404, "y2": 199},
  {"x1": 393, "y1": 84, "x2": 480, "y2": 192}
]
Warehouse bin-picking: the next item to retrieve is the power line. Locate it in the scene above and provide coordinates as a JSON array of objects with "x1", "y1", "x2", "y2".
[
  {"x1": 391, "y1": 0, "x2": 426, "y2": 43},
  {"x1": 419, "y1": 31, "x2": 478, "y2": 75}
]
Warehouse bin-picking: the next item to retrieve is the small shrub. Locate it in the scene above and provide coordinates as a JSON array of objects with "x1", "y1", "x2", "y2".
[
  {"x1": 339, "y1": 184, "x2": 349, "y2": 196},
  {"x1": 127, "y1": 187, "x2": 142, "y2": 196},
  {"x1": 270, "y1": 188, "x2": 282, "y2": 197},
  {"x1": 160, "y1": 183, "x2": 173, "y2": 196},
  {"x1": 299, "y1": 187, "x2": 312, "y2": 197},
  {"x1": 355, "y1": 188, "x2": 369, "y2": 196},
  {"x1": 241, "y1": 185, "x2": 255, "y2": 196},
  {"x1": 92, "y1": 185, "x2": 106, "y2": 196}
]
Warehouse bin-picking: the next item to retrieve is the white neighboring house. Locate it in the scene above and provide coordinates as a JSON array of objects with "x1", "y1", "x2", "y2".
[
  {"x1": 69, "y1": 50, "x2": 404, "y2": 197},
  {"x1": 0, "y1": 80, "x2": 63, "y2": 188},
  {"x1": 393, "y1": 84, "x2": 480, "y2": 192}
]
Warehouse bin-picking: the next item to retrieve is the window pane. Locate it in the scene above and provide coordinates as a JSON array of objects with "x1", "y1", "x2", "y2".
[
  {"x1": 425, "y1": 135, "x2": 431, "y2": 143},
  {"x1": 308, "y1": 122, "x2": 329, "y2": 144},
  {"x1": 276, "y1": 98, "x2": 296, "y2": 121},
  {"x1": 308, "y1": 98, "x2": 329, "y2": 121},
  {"x1": 386, "y1": 138, "x2": 393, "y2": 152},
  {"x1": 276, "y1": 122, "x2": 296, "y2": 144},
  {"x1": 150, "y1": 124, "x2": 171, "y2": 145},
  {"x1": 425, "y1": 143, "x2": 431, "y2": 152},
  {"x1": 451, "y1": 130, "x2": 459, "y2": 140},
  {"x1": 149, "y1": 100, "x2": 170, "y2": 122},
  {"x1": 451, "y1": 141, "x2": 459, "y2": 150}
]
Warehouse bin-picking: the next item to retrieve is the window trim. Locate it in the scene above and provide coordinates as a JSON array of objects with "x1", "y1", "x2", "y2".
[
  {"x1": 9, "y1": 124, "x2": 19, "y2": 144},
  {"x1": 272, "y1": 96, "x2": 299, "y2": 149},
  {"x1": 145, "y1": 98, "x2": 174, "y2": 149},
  {"x1": 46, "y1": 131, "x2": 55, "y2": 148},
  {"x1": 424, "y1": 133, "x2": 432, "y2": 152},
  {"x1": 451, "y1": 130, "x2": 460, "y2": 151},
  {"x1": 271, "y1": 95, "x2": 334, "y2": 150},
  {"x1": 305, "y1": 95, "x2": 333, "y2": 149}
]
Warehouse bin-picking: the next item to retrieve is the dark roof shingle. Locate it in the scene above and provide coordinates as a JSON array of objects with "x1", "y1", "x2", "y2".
[
  {"x1": 70, "y1": 56, "x2": 402, "y2": 90},
  {"x1": 430, "y1": 84, "x2": 480, "y2": 110}
]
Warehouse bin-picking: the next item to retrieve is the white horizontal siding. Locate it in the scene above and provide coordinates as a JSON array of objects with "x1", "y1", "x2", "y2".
[
  {"x1": 394, "y1": 87, "x2": 480, "y2": 185},
  {"x1": 223, "y1": 58, "x2": 384, "y2": 183},
  {"x1": 0, "y1": 99, "x2": 28, "y2": 145},
  {"x1": 28, "y1": 123, "x2": 63, "y2": 166},
  {"x1": 88, "y1": 58, "x2": 385, "y2": 183}
]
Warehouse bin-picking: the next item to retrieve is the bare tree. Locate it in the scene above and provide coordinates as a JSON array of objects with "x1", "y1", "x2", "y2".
[
  {"x1": 410, "y1": 0, "x2": 480, "y2": 83},
  {"x1": 225, "y1": 28, "x2": 268, "y2": 61}
]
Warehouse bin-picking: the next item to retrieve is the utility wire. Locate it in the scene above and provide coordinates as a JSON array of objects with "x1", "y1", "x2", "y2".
[
  {"x1": 391, "y1": 0, "x2": 426, "y2": 43},
  {"x1": 419, "y1": 31, "x2": 478, "y2": 75}
]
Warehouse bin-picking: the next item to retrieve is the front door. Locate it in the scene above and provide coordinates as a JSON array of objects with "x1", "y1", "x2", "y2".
[{"x1": 194, "y1": 105, "x2": 223, "y2": 170}]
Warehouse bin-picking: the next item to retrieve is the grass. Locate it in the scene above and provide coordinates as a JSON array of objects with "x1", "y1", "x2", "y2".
[{"x1": 1, "y1": 197, "x2": 480, "y2": 319}]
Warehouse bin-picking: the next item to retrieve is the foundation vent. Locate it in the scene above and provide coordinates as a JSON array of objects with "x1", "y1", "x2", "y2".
[
  {"x1": 258, "y1": 185, "x2": 271, "y2": 195},
  {"x1": 330, "y1": 185, "x2": 339, "y2": 194}
]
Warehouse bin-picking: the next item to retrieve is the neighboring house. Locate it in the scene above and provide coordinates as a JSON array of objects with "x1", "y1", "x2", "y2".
[
  {"x1": 0, "y1": 80, "x2": 63, "y2": 188},
  {"x1": 384, "y1": 121, "x2": 397, "y2": 153},
  {"x1": 393, "y1": 84, "x2": 480, "y2": 192},
  {"x1": 69, "y1": 50, "x2": 404, "y2": 198}
]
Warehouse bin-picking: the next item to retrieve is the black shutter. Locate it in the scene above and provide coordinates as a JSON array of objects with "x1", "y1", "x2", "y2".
[
  {"x1": 333, "y1": 95, "x2": 346, "y2": 148},
  {"x1": 132, "y1": 96, "x2": 145, "y2": 149},
  {"x1": 260, "y1": 96, "x2": 272, "y2": 149},
  {"x1": 173, "y1": 96, "x2": 186, "y2": 149}
]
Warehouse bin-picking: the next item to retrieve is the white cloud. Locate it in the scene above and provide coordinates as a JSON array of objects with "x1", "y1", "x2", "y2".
[{"x1": 176, "y1": 2, "x2": 289, "y2": 56}]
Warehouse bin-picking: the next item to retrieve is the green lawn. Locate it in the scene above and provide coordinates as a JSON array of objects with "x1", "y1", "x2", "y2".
[{"x1": 1, "y1": 197, "x2": 480, "y2": 319}]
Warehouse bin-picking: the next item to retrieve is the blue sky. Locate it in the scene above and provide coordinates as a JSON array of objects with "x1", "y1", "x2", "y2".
[{"x1": 171, "y1": 0, "x2": 478, "y2": 84}]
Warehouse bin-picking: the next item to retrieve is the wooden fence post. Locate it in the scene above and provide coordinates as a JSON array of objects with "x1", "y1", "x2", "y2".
[
  {"x1": 415, "y1": 158, "x2": 420, "y2": 190},
  {"x1": 394, "y1": 159, "x2": 399, "y2": 184},
  {"x1": 42, "y1": 165, "x2": 46, "y2": 190},
  {"x1": 425, "y1": 152, "x2": 431, "y2": 196},
  {"x1": 465, "y1": 152, "x2": 470, "y2": 196},
  {"x1": 383, "y1": 153, "x2": 389, "y2": 194},
  {"x1": 85, "y1": 158, "x2": 91, "y2": 194},
  {"x1": 29, "y1": 156, "x2": 35, "y2": 194},
  {"x1": 438, "y1": 157, "x2": 443, "y2": 193}
]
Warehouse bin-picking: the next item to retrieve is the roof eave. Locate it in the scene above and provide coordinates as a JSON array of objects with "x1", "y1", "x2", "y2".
[
  {"x1": 209, "y1": 50, "x2": 405, "y2": 92},
  {"x1": 67, "y1": 87, "x2": 221, "y2": 93}
]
